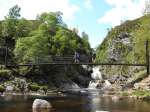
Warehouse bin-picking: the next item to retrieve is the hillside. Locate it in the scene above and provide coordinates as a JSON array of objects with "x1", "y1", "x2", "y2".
[
  {"x1": 97, "y1": 15, "x2": 150, "y2": 64},
  {"x1": 0, "y1": 5, "x2": 92, "y2": 94},
  {"x1": 96, "y1": 15, "x2": 150, "y2": 88}
]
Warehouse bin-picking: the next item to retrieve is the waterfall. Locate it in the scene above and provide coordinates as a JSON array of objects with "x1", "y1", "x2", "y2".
[
  {"x1": 88, "y1": 67, "x2": 102, "y2": 89},
  {"x1": 91, "y1": 67, "x2": 102, "y2": 80},
  {"x1": 102, "y1": 80, "x2": 111, "y2": 89},
  {"x1": 88, "y1": 80, "x2": 100, "y2": 89},
  {"x1": 88, "y1": 67, "x2": 111, "y2": 89}
]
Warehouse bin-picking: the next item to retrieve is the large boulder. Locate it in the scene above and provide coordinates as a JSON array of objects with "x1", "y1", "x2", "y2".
[{"x1": 32, "y1": 99, "x2": 52, "y2": 109}]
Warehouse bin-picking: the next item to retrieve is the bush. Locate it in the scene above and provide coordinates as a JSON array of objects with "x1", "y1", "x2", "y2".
[
  {"x1": 0, "y1": 85, "x2": 5, "y2": 93},
  {"x1": 132, "y1": 90, "x2": 150, "y2": 97},
  {"x1": 0, "y1": 69, "x2": 12, "y2": 79},
  {"x1": 41, "y1": 86, "x2": 48, "y2": 92},
  {"x1": 28, "y1": 83, "x2": 40, "y2": 91}
]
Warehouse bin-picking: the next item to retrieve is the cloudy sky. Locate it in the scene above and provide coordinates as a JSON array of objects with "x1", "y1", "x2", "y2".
[{"x1": 0, "y1": 0, "x2": 146, "y2": 48}]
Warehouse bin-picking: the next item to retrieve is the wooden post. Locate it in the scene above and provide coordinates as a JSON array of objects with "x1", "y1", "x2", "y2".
[
  {"x1": 146, "y1": 40, "x2": 149, "y2": 75},
  {"x1": 4, "y1": 46, "x2": 8, "y2": 67}
]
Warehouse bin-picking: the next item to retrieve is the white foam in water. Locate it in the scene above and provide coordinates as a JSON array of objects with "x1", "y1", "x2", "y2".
[
  {"x1": 91, "y1": 67, "x2": 102, "y2": 80},
  {"x1": 104, "y1": 80, "x2": 111, "y2": 87},
  {"x1": 88, "y1": 80, "x2": 100, "y2": 89},
  {"x1": 88, "y1": 67, "x2": 102, "y2": 89},
  {"x1": 88, "y1": 67, "x2": 111, "y2": 89}
]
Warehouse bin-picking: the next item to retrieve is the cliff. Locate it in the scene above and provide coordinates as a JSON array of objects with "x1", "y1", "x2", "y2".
[{"x1": 96, "y1": 15, "x2": 150, "y2": 89}]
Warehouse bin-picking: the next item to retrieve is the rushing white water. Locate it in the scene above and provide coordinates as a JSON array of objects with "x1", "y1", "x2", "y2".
[
  {"x1": 91, "y1": 67, "x2": 102, "y2": 80},
  {"x1": 88, "y1": 67, "x2": 111, "y2": 89},
  {"x1": 88, "y1": 80, "x2": 100, "y2": 89},
  {"x1": 102, "y1": 80, "x2": 111, "y2": 89},
  {"x1": 88, "y1": 67, "x2": 102, "y2": 89}
]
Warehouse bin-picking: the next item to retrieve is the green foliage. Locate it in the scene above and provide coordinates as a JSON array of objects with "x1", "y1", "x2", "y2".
[
  {"x1": 17, "y1": 67, "x2": 31, "y2": 76},
  {"x1": 0, "y1": 5, "x2": 39, "y2": 49},
  {"x1": 1, "y1": 5, "x2": 21, "y2": 48},
  {"x1": 81, "y1": 32, "x2": 91, "y2": 54},
  {"x1": 28, "y1": 83, "x2": 40, "y2": 91},
  {"x1": 7, "y1": 5, "x2": 21, "y2": 19},
  {"x1": 0, "y1": 85, "x2": 5, "y2": 93},
  {"x1": 0, "y1": 5, "x2": 92, "y2": 66},
  {"x1": 16, "y1": 18, "x2": 32, "y2": 38},
  {"x1": 14, "y1": 34, "x2": 52, "y2": 63},
  {"x1": 14, "y1": 12, "x2": 91, "y2": 63},
  {"x1": 96, "y1": 15, "x2": 150, "y2": 64},
  {"x1": 129, "y1": 70, "x2": 147, "y2": 83},
  {"x1": 40, "y1": 85, "x2": 48, "y2": 91},
  {"x1": 0, "y1": 69, "x2": 12, "y2": 79},
  {"x1": 132, "y1": 90, "x2": 150, "y2": 97},
  {"x1": 96, "y1": 39, "x2": 108, "y2": 62}
]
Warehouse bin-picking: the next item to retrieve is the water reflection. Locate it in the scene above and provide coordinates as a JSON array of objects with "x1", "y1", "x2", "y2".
[
  {"x1": 0, "y1": 94, "x2": 150, "y2": 112},
  {"x1": 32, "y1": 108, "x2": 51, "y2": 112}
]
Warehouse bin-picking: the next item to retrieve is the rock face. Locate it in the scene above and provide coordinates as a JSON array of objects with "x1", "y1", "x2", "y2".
[
  {"x1": 96, "y1": 31, "x2": 146, "y2": 89},
  {"x1": 0, "y1": 64, "x2": 91, "y2": 93},
  {"x1": 32, "y1": 99, "x2": 52, "y2": 109},
  {"x1": 60, "y1": 82, "x2": 80, "y2": 90},
  {"x1": 105, "y1": 32, "x2": 132, "y2": 62},
  {"x1": 96, "y1": 16, "x2": 150, "y2": 90},
  {"x1": 134, "y1": 75, "x2": 150, "y2": 90}
]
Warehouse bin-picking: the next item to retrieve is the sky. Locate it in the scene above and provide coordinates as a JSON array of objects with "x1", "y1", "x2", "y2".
[{"x1": 0, "y1": 0, "x2": 147, "y2": 48}]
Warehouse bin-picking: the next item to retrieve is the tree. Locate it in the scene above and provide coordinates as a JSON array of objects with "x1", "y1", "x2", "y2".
[
  {"x1": 81, "y1": 32, "x2": 91, "y2": 54},
  {"x1": 16, "y1": 18, "x2": 32, "y2": 38},
  {"x1": 2, "y1": 5, "x2": 21, "y2": 48},
  {"x1": 14, "y1": 34, "x2": 51, "y2": 63},
  {"x1": 0, "y1": 22, "x2": 4, "y2": 46},
  {"x1": 14, "y1": 12, "x2": 92, "y2": 64},
  {"x1": 37, "y1": 12, "x2": 66, "y2": 36},
  {"x1": 7, "y1": 5, "x2": 21, "y2": 19}
]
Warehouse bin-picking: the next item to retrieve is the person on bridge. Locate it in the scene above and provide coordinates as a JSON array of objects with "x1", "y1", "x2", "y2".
[{"x1": 74, "y1": 51, "x2": 80, "y2": 63}]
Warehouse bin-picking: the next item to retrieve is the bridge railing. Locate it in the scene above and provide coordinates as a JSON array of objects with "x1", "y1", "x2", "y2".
[
  {"x1": 4, "y1": 54, "x2": 92, "y2": 65},
  {"x1": 31, "y1": 55, "x2": 91, "y2": 64}
]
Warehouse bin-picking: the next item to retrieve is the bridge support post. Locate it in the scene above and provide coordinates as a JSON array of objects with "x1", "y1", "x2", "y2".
[
  {"x1": 146, "y1": 40, "x2": 149, "y2": 75},
  {"x1": 4, "y1": 46, "x2": 8, "y2": 67}
]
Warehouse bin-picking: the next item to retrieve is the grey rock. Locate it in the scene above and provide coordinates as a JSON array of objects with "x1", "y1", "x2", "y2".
[
  {"x1": 61, "y1": 82, "x2": 80, "y2": 90},
  {"x1": 32, "y1": 99, "x2": 52, "y2": 109}
]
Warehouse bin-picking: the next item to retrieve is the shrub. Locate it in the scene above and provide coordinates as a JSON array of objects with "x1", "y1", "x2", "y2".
[
  {"x1": 0, "y1": 85, "x2": 5, "y2": 93},
  {"x1": 28, "y1": 83, "x2": 40, "y2": 91},
  {"x1": 132, "y1": 90, "x2": 150, "y2": 97},
  {"x1": 41, "y1": 86, "x2": 48, "y2": 92},
  {"x1": 0, "y1": 70, "x2": 12, "y2": 79}
]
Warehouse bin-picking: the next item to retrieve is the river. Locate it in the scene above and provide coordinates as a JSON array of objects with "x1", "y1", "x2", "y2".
[{"x1": 0, "y1": 93, "x2": 150, "y2": 112}]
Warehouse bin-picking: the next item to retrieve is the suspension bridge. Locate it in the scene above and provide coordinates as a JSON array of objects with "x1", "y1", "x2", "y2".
[{"x1": 0, "y1": 40, "x2": 150, "y2": 75}]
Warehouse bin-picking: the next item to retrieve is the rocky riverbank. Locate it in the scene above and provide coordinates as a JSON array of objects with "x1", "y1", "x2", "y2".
[
  {"x1": 0, "y1": 64, "x2": 150, "y2": 103},
  {"x1": 0, "y1": 65, "x2": 92, "y2": 95}
]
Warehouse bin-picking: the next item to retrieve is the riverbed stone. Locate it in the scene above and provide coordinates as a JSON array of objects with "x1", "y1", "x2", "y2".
[{"x1": 32, "y1": 99, "x2": 52, "y2": 109}]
